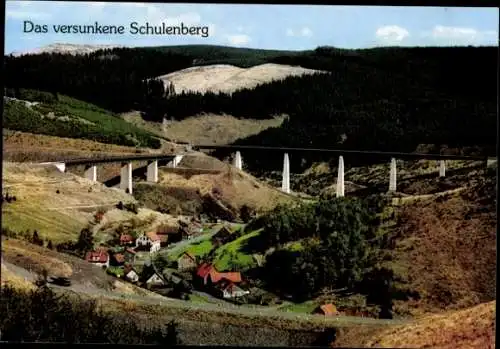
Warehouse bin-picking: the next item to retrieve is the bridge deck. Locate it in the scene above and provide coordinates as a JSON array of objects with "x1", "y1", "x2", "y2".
[{"x1": 194, "y1": 145, "x2": 493, "y2": 161}]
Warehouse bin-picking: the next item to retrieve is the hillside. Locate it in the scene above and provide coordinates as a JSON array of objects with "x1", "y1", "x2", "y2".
[
  {"x1": 5, "y1": 45, "x2": 496, "y2": 161},
  {"x1": 121, "y1": 111, "x2": 285, "y2": 145},
  {"x1": 361, "y1": 301, "x2": 495, "y2": 349},
  {"x1": 1, "y1": 162, "x2": 180, "y2": 244},
  {"x1": 133, "y1": 152, "x2": 300, "y2": 218},
  {"x1": 156, "y1": 63, "x2": 324, "y2": 94},
  {"x1": 9, "y1": 43, "x2": 124, "y2": 56},
  {"x1": 383, "y1": 166, "x2": 496, "y2": 316},
  {"x1": 3, "y1": 90, "x2": 162, "y2": 149}
]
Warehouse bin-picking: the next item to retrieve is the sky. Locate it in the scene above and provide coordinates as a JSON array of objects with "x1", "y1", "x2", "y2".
[{"x1": 4, "y1": 1, "x2": 499, "y2": 54}]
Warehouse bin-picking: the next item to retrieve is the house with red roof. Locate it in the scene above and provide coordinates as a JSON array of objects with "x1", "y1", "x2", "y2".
[
  {"x1": 313, "y1": 303, "x2": 338, "y2": 316},
  {"x1": 120, "y1": 234, "x2": 135, "y2": 246},
  {"x1": 195, "y1": 263, "x2": 242, "y2": 287},
  {"x1": 85, "y1": 250, "x2": 109, "y2": 268}
]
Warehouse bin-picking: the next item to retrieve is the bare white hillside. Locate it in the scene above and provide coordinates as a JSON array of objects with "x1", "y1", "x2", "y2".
[{"x1": 157, "y1": 63, "x2": 325, "y2": 94}]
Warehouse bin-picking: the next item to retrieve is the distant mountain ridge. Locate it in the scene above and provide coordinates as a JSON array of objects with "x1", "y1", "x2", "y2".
[{"x1": 9, "y1": 43, "x2": 126, "y2": 56}]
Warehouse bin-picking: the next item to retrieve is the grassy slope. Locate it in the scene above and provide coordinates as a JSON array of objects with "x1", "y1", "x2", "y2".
[
  {"x1": 123, "y1": 111, "x2": 286, "y2": 146},
  {"x1": 2, "y1": 129, "x2": 153, "y2": 163},
  {"x1": 212, "y1": 229, "x2": 262, "y2": 271},
  {"x1": 3, "y1": 92, "x2": 161, "y2": 149},
  {"x1": 1, "y1": 162, "x2": 135, "y2": 243},
  {"x1": 362, "y1": 301, "x2": 495, "y2": 349}
]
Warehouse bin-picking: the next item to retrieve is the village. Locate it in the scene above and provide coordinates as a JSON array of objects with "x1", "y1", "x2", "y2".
[{"x1": 84, "y1": 216, "x2": 252, "y2": 303}]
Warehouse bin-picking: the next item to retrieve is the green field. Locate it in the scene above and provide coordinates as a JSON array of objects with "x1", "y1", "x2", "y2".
[{"x1": 212, "y1": 229, "x2": 263, "y2": 272}]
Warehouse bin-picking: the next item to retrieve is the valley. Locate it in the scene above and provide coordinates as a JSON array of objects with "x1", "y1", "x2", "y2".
[{"x1": 1, "y1": 42, "x2": 497, "y2": 348}]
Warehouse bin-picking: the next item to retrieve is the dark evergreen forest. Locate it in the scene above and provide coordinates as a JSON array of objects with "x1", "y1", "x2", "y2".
[{"x1": 4, "y1": 45, "x2": 497, "y2": 171}]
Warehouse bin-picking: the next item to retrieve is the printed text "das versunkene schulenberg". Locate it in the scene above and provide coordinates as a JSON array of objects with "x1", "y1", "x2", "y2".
[{"x1": 24, "y1": 21, "x2": 210, "y2": 38}]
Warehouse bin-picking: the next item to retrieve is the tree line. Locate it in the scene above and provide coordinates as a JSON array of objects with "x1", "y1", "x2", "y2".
[
  {"x1": 4, "y1": 47, "x2": 192, "y2": 113},
  {"x1": 245, "y1": 195, "x2": 396, "y2": 317}
]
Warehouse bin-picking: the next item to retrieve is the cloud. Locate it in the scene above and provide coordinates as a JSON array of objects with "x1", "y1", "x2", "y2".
[
  {"x1": 375, "y1": 25, "x2": 409, "y2": 44},
  {"x1": 286, "y1": 26, "x2": 313, "y2": 37},
  {"x1": 227, "y1": 34, "x2": 251, "y2": 45},
  {"x1": 300, "y1": 27, "x2": 313, "y2": 37},
  {"x1": 428, "y1": 25, "x2": 497, "y2": 43}
]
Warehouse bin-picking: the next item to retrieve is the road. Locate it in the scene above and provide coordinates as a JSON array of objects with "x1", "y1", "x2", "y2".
[{"x1": 2, "y1": 259, "x2": 411, "y2": 327}]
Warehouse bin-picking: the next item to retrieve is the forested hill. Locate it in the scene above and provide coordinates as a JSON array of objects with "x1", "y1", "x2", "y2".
[{"x1": 4, "y1": 45, "x2": 497, "y2": 169}]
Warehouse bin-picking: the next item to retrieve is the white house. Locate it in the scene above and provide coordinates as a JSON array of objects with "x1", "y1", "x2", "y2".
[
  {"x1": 220, "y1": 282, "x2": 250, "y2": 299},
  {"x1": 136, "y1": 232, "x2": 161, "y2": 253},
  {"x1": 124, "y1": 267, "x2": 139, "y2": 283},
  {"x1": 146, "y1": 272, "x2": 165, "y2": 287},
  {"x1": 135, "y1": 233, "x2": 150, "y2": 247}
]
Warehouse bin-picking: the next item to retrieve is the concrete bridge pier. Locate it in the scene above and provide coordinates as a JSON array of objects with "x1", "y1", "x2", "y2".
[
  {"x1": 84, "y1": 164, "x2": 97, "y2": 182},
  {"x1": 233, "y1": 151, "x2": 242, "y2": 170},
  {"x1": 54, "y1": 162, "x2": 66, "y2": 173},
  {"x1": 173, "y1": 155, "x2": 184, "y2": 168},
  {"x1": 439, "y1": 160, "x2": 446, "y2": 177},
  {"x1": 336, "y1": 156, "x2": 345, "y2": 197},
  {"x1": 389, "y1": 158, "x2": 397, "y2": 192},
  {"x1": 120, "y1": 162, "x2": 133, "y2": 194},
  {"x1": 146, "y1": 160, "x2": 159, "y2": 183},
  {"x1": 282, "y1": 153, "x2": 290, "y2": 194}
]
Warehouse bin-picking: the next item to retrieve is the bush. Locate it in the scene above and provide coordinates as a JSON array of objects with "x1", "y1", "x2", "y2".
[
  {"x1": 123, "y1": 203, "x2": 139, "y2": 214},
  {"x1": 0, "y1": 285, "x2": 181, "y2": 344}
]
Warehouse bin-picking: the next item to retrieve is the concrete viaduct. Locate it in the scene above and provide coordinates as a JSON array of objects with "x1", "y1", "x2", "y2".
[{"x1": 38, "y1": 145, "x2": 493, "y2": 197}]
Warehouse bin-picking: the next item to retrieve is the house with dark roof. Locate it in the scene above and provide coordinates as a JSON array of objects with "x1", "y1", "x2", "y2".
[
  {"x1": 145, "y1": 271, "x2": 167, "y2": 289},
  {"x1": 177, "y1": 252, "x2": 197, "y2": 271},
  {"x1": 111, "y1": 253, "x2": 125, "y2": 266},
  {"x1": 210, "y1": 226, "x2": 233, "y2": 247},
  {"x1": 124, "y1": 264, "x2": 139, "y2": 283},
  {"x1": 124, "y1": 248, "x2": 136, "y2": 264},
  {"x1": 215, "y1": 279, "x2": 250, "y2": 299}
]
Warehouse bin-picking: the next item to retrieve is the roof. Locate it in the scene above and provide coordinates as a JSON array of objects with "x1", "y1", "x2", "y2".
[
  {"x1": 125, "y1": 247, "x2": 136, "y2": 254},
  {"x1": 196, "y1": 263, "x2": 213, "y2": 279},
  {"x1": 114, "y1": 253, "x2": 125, "y2": 263},
  {"x1": 196, "y1": 263, "x2": 242, "y2": 284},
  {"x1": 85, "y1": 251, "x2": 108, "y2": 263},
  {"x1": 213, "y1": 272, "x2": 242, "y2": 284},
  {"x1": 120, "y1": 234, "x2": 134, "y2": 242},
  {"x1": 156, "y1": 225, "x2": 179, "y2": 234},
  {"x1": 146, "y1": 231, "x2": 160, "y2": 241},
  {"x1": 215, "y1": 226, "x2": 232, "y2": 236},
  {"x1": 124, "y1": 264, "x2": 137, "y2": 275},
  {"x1": 146, "y1": 272, "x2": 165, "y2": 284},
  {"x1": 179, "y1": 252, "x2": 196, "y2": 261},
  {"x1": 318, "y1": 303, "x2": 337, "y2": 315}
]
